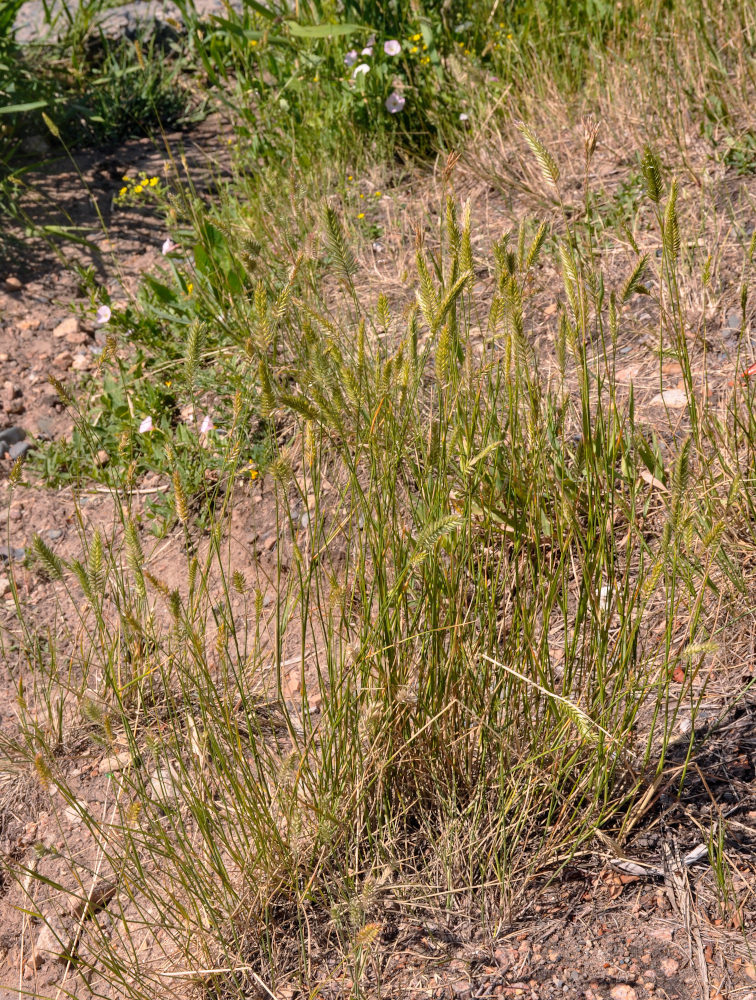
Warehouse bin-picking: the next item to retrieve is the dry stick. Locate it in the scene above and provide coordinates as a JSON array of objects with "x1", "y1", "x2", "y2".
[
  {"x1": 17, "y1": 857, "x2": 40, "y2": 1000},
  {"x1": 157, "y1": 966, "x2": 280, "y2": 999},
  {"x1": 479, "y1": 651, "x2": 619, "y2": 746}
]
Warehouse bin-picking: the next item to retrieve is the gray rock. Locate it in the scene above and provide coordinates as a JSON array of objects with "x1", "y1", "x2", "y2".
[
  {"x1": 19, "y1": 134, "x2": 52, "y2": 157},
  {"x1": 32, "y1": 416, "x2": 57, "y2": 439},
  {"x1": 47, "y1": 529, "x2": 63, "y2": 540},
  {"x1": 726, "y1": 310, "x2": 741, "y2": 330},
  {"x1": 8, "y1": 440, "x2": 32, "y2": 460},
  {"x1": 0, "y1": 426, "x2": 25, "y2": 447},
  {"x1": 14, "y1": 0, "x2": 242, "y2": 45},
  {"x1": 0, "y1": 546, "x2": 25, "y2": 562}
]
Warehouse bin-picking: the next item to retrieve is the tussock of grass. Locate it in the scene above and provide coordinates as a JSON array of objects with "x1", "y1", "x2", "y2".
[{"x1": 3, "y1": 0, "x2": 756, "y2": 995}]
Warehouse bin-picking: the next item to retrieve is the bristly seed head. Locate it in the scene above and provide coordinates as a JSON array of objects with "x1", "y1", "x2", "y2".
[{"x1": 582, "y1": 115, "x2": 600, "y2": 166}]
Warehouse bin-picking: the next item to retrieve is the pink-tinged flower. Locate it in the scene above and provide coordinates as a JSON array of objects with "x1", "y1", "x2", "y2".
[
  {"x1": 385, "y1": 91, "x2": 406, "y2": 113},
  {"x1": 361, "y1": 46, "x2": 373, "y2": 56},
  {"x1": 138, "y1": 416, "x2": 153, "y2": 434},
  {"x1": 95, "y1": 305, "x2": 111, "y2": 325},
  {"x1": 162, "y1": 238, "x2": 177, "y2": 255},
  {"x1": 459, "y1": 112, "x2": 469, "y2": 121},
  {"x1": 199, "y1": 415, "x2": 214, "y2": 434},
  {"x1": 384, "y1": 39, "x2": 401, "y2": 56},
  {"x1": 353, "y1": 62, "x2": 370, "y2": 77},
  {"x1": 344, "y1": 49, "x2": 358, "y2": 66}
]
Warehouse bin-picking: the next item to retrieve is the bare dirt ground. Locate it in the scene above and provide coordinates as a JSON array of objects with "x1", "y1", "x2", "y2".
[{"x1": 0, "y1": 120, "x2": 755, "y2": 1000}]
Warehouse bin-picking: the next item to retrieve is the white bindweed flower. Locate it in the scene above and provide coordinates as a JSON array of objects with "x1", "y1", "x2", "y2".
[
  {"x1": 138, "y1": 416, "x2": 153, "y2": 434},
  {"x1": 199, "y1": 415, "x2": 214, "y2": 434},
  {"x1": 459, "y1": 113, "x2": 469, "y2": 121},
  {"x1": 384, "y1": 39, "x2": 401, "y2": 56},
  {"x1": 385, "y1": 91, "x2": 406, "y2": 113},
  {"x1": 353, "y1": 63, "x2": 370, "y2": 77},
  {"x1": 95, "y1": 305, "x2": 111, "y2": 325},
  {"x1": 361, "y1": 46, "x2": 373, "y2": 56},
  {"x1": 162, "y1": 238, "x2": 177, "y2": 255},
  {"x1": 344, "y1": 49, "x2": 358, "y2": 66}
]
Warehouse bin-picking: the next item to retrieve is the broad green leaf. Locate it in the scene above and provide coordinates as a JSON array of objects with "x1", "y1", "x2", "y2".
[
  {"x1": 0, "y1": 99, "x2": 48, "y2": 114},
  {"x1": 285, "y1": 20, "x2": 364, "y2": 38}
]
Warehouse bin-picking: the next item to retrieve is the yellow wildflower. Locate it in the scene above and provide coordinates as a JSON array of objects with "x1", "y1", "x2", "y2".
[
  {"x1": 412, "y1": 33, "x2": 421, "y2": 41},
  {"x1": 186, "y1": 283, "x2": 194, "y2": 295},
  {"x1": 134, "y1": 184, "x2": 143, "y2": 194},
  {"x1": 119, "y1": 186, "x2": 127, "y2": 196},
  {"x1": 149, "y1": 177, "x2": 158, "y2": 186},
  {"x1": 357, "y1": 212, "x2": 365, "y2": 219}
]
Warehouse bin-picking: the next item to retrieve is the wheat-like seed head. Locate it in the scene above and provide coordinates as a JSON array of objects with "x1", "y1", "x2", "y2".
[
  {"x1": 173, "y1": 471, "x2": 189, "y2": 524},
  {"x1": 516, "y1": 121, "x2": 560, "y2": 189}
]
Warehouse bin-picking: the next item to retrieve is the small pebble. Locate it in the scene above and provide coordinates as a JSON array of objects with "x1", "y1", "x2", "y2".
[
  {"x1": 47, "y1": 529, "x2": 63, "y2": 540},
  {"x1": 52, "y1": 351, "x2": 73, "y2": 369},
  {"x1": 98, "y1": 751, "x2": 132, "y2": 775},
  {"x1": 53, "y1": 317, "x2": 79, "y2": 340},
  {"x1": 71, "y1": 354, "x2": 91, "y2": 371}
]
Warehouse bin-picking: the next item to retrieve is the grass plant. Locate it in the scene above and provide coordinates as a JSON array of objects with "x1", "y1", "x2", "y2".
[{"x1": 2, "y1": 0, "x2": 756, "y2": 995}]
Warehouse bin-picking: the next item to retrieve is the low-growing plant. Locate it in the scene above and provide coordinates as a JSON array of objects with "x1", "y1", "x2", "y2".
[
  {"x1": 4, "y1": 0, "x2": 756, "y2": 994},
  {"x1": 8, "y1": 123, "x2": 754, "y2": 994}
]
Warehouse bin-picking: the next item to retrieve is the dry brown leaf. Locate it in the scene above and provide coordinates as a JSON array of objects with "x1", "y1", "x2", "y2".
[{"x1": 639, "y1": 469, "x2": 668, "y2": 492}]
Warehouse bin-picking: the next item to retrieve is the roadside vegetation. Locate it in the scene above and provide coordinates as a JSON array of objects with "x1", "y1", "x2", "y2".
[{"x1": 1, "y1": 0, "x2": 755, "y2": 995}]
